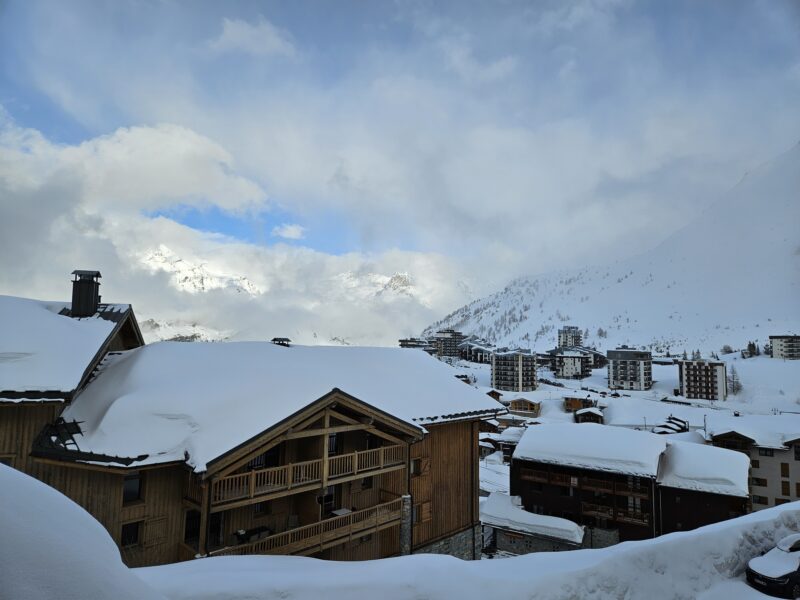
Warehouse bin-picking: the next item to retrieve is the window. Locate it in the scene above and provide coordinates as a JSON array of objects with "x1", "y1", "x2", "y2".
[
  {"x1": 361, "y1": 476, "x2": 374, "y2": 490},
  {"x1": 751, "y1": 477, "x2": 768, "y2": 487},
  {"x1": 758, "y1": 448, "x2": 774, "y2": 457},
  {"x1": 328, "y1": 433, "x2": 339, "y2": 456},
  {"x1": 796, "y1": 482, "x2": 800, "y2": 498},
  {"x1": 795, "y1": 445, "x2": 800, "y2": 461},
  {"x1": 413, "y1": 502, "x2": 432, "y2": 524},
  {"x1": 254, "y1": 502, "x2": 271, "y2": 516},
  {"x1": 410, "y1": 458, "x2": 422, "y2": 476},
  {"x1": 782, "y1": 463, "x2": 790, "y2": 478},
  {"x1": 782, "y1": 481, "x2": 790, "y2": 496},
  {"x1": 751, "y1": 459, "x2": 760, "y2": 469},
  {"x1": 123, "y1": 472, "x2": 143, "y2": 504},
  {"x1": 775, "y1": 498, "x2": 791, "y2": 506},
  {"x1": 120, "y1": 521, "x2": 143, "y2": 547},
  {"x1": 752, "y1": 495, "x2": 769, "y2": 505},
  {"x1": 319, "y1": 486, "x2": 339, "y2": 516},
  {"x1": 247, "y1": 446, "x2": 280, "y2": 470}
]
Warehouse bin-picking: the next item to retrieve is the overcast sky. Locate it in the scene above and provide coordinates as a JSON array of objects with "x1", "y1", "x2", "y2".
[{"x1": 1, "y1": 0, "x2": 799, "y2": 344}]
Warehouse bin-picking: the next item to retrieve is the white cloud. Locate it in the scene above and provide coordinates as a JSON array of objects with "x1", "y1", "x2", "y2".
[
  {"x1": 271, "y1": 223, "x2": 306, "y2": 240},
  {"x1": 209, "y1": 16, "x2": 296, "y2": 58}
]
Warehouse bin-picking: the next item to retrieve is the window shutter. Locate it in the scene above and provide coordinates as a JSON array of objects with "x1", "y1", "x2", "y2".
[
  {"x1": 420, "y1": 501, "x2": 432, "y2": 523},
  {"x1": 420, "y1": 457, "x2": 432, "y2": 475}
]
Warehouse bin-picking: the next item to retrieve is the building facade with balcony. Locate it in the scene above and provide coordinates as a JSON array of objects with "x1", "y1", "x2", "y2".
[
  {"x1": 553, "y1": 351, "x2": 592, "y2": 380},
  {"x1": 491, "y1": 350, "x2": 537, "y2": 392},
  {"x1": 557, "y1": 326, "x2": 582, "y2": 349},
  {"x1": 432, "y1": 329, "x2": 466, "y2": 358},
  {"x1": 26, "y1": 343, "x2": 502, "y2": 567},
  {"x1": 510, "y1": 423, "x2": 748, "y2": 546},
  {"x1": 607, "y1": 348, "x2": 653, "y2": 391},
  {"x1": 770, "y1": 335, "x2": 800, "y2": 360},
  {"x1": 678, "y1": 359, "x2": 727, "y2": 401}
]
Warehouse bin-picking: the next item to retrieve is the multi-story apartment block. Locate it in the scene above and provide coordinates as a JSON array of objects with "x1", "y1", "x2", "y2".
[
  {"x1": 553, "y1": 350, "x2": 592, "y2": 380},
  {"x1": 557, "y1": 326, "x2": 582, "y2": 349},
  {"x1": 491, "y1": 350, "x2": 537, "y2": 392},
  {"x1": 511, "y1": 423, "x2": 749, "y2": 546},
  {"x1": 433, "y1": 329, "x2": 466, "y2": 358},
  {"x1": 398, "y1": 337, "x2": 436, "y2": 355},
  {"x1": 678, "y1": 359, "x2": 727, "y2": 401},
  {"x1": 705, "y1": 413, "x2": 800, "y2": 511},
  {"x1": 770, "y1": 335, "x2": 800, "y2": 360},
  {"x1": 607, "y1": 348, "x2": 653, "y2": 391},
  {"x1": 459, "y1": 338, "x2": 494, "y2": 364}
]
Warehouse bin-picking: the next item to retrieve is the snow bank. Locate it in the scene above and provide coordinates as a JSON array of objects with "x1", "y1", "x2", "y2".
[
  {"x1": 658, "y1": 441, "x2": 750, "y2": 497},
  {"x1": 480, "y1": 492, "x2": 584, "y2": 544},
  {"x1": 0, "y1": 465, "x2": 164, "y2": 600},
  {"x1": 0, "y1": 295, "x2": 117, "y2": 395},
  {"x1": 513, "y1": 422, "x2": 667, "y2": 477},
  {"x1": 62, "y1": 342, "x2": 502, "y2": 470},
  {"x1": 138, "y1": 503, "x2": 800, "y2": 600}
]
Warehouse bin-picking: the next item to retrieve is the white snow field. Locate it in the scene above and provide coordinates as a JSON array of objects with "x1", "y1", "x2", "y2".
[
  {"x1": 3, "y1": 463, "x2": 799, "y2": 600},
  {"x1": 425, "y1": 143, "x2": 800, "y2": 356}
]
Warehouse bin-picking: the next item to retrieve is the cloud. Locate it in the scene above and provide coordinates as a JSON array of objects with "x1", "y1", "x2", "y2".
[
  {"x1": 271, "y1": 223, "x2": 306, "y2": 240},
  {"x1": 208, "y1": 16, "x2": 296, "y2": 58}
]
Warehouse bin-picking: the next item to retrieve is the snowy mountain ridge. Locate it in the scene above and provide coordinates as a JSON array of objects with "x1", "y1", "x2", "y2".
[{"x1": 424, "y1": 144, "x2": 800, "y2": 354}]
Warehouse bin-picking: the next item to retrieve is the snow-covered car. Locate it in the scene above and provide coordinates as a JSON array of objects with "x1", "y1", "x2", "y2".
[{"x1": 747, "y1": 534, "x2": 800, "y2": 598}]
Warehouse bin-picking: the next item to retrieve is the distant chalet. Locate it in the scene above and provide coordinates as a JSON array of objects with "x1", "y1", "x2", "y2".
[{"x1": 510, "y1": 423, "x2": 749, "y2": 546}]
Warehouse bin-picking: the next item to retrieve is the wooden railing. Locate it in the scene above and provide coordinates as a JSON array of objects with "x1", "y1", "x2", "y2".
[
  {"x1": 616, "y1": 509, "x2": 650, "y2": 525},
  {"x1": 549, "y1": 473, "x2": 572, "y2": 486},
  {"x1": 582, "y1": 477, "x2": 614, "y2": 492},
  {"x1": 211, "y1": 445, "x2": 407, "y2": 506},
  {"x1": 208, "y1": 497, "x2": 403, "y2": 557},
  {"x1": 185, "y1": 473, "x2": 203, "y2": 505},
  {"x1": 581, "y1": 502, "x2": 614, "y2": 519}
]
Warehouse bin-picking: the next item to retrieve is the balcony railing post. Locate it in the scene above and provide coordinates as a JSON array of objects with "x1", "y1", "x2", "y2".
[
  {"x1": 380, "y1": 446, "x2": 385, "y2": 468},
  {"x1": 287, "y1": 463, "x2": 293, "y2": 490},
  {"x1": 353, "y1": 451, "x2": 359, "y2": 475},
  {"x1": 249, "y1": 470, "x2": 256, "y2": 498}
]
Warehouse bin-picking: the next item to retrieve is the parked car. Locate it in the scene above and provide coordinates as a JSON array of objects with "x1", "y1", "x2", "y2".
[{"x1": 747, "y1": 534, "x2": 800, "y2": 598}]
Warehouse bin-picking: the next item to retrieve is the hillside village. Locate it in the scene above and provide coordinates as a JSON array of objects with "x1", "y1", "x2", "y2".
[{"x1": 0, "y1": 267, "x2": 798, "y2": 599}]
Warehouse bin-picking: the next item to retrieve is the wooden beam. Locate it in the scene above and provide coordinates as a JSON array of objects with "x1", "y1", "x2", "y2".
[
  {"x1": 285, "y1": 423, "x2": 370, "y2": 440},
  {"x1": 322, "y1": 409, "x2": 330, "y2": 489},
  {"x1": 198, "y1": 483, "x2": 210, "y2": 555}
]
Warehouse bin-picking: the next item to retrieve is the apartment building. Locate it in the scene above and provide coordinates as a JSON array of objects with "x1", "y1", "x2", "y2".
[
  {"x1": 433, "y1": 329, "x2": 466, "y2": 358},
  {"x1": 770, "y1": 335, "x2": 800, "y2": 360},
  {"x1": 491, "y1": 349, "x2": 537, "y2": 392},
  {"x1": 557, "y1": 326, "x2": 582, "y2": 349},
  {"x1": 678, "y1": 359, "x2": 727, "y2": 401},
  {"x1": 705, "y1": 413, "x2": 800, "y2": 511},
  {"x1": 553, "y1": 350, "x2": 592, "y2": 380},
  {"x1": 607, "y1": 348, "x2": 653, "y2": 391}
]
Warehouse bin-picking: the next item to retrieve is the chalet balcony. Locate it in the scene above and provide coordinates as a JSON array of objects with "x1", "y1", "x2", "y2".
[
  {"x1": 581, "y1": 477, "x2": 614, "y2": 493},
  {"x1": 616, "y1": 483, "x2": 650, "y2": 499},
  {"x1": 207, "y1": 497, "x2": 403, "y2": 558},
  {"x1": 211, "y1": 444, "x2": 407, "y2": 508},
  {"x1": 581, "y1": 502, "x2": 614, "y2": 519},
  {"x1": 616, "y1": 509, "x2": 650, "y2": 525}
]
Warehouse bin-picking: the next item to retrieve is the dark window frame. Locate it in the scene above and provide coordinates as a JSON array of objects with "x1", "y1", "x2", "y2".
[
  {"x1": 120, "y1": 520, "x2": 143, "y2": 547},
  {"x1": 122, "y1": 471, "x2": 144, "y2": 505}
]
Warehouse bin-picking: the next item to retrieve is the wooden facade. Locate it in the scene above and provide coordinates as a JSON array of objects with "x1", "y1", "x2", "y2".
[
  {"x1": 24, "y1": 388, "x2": 487, "y2": 566},
  {"x1": 511, "y1": 457, "x2": 746, "y2": 543}
]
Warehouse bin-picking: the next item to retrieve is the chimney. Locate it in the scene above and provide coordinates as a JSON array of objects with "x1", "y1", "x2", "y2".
[{"x1": 70, "y1": 270, "x2": 102, "y2": 317}]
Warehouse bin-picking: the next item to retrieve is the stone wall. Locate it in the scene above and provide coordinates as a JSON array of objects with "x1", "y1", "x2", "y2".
[
  {"x1": 495, "y1": 529, "x2": 579, "y2": 554},
  {"x1": 412, "y1": 524, "x2": 481, "y2": 560}
]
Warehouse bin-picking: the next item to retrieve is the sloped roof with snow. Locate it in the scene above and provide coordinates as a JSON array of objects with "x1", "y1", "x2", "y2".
[
  {"x1": 60, "y1": 342, "x2": 502, "y2": 471},
  {"x1": 703, "y1": 413, "x2": 800, "y2": 449},
  {"x1": 513, "y1": 423, "x2": 667, "y2": 477},
  {"x1": 0, "y1": 296, "x2": 129, "y2": 399},
  {"x1": 657, "y1": 441, "x2": 750, "y2": 497},
  {"x1": 480, "y1": 492, "x2": 584, "y2": 544}
]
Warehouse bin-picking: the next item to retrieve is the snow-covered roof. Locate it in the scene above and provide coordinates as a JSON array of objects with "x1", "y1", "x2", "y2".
[
  {"x1": 557, "y1": 350, "x2": 588, "y2": 358},
  {"x1": 498, "y1": 426, "x2": 527, "y2": 443},
  {"x1": 704, "y1": 413, "x2": 800, "y2": 449},
  {"x1": 513, "y1": 423, "x2": 667, "y2": 477},
  {"x1": 657, "y1": 441, "x2": 750, "y2": 497},
  {"x1": 0, "y1": 295, "x2": 127, "y2": 398},
  {"x1": 61, "y1": 342, "x2": 502, "y2": 471},
  {"x1": 575, "y1": 407, "x2": 603, "y2": 417},
  {"x1": 603, "y1": 397, "x2": 721, "y2": 430},
  {"x1": 480, "y1": 492, "x2": 584, "y2": 544}
]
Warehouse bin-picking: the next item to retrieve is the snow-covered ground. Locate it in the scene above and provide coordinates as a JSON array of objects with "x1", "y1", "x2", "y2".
[{"x1": 5, "y1": 463, "x2": 799, "y2": 600}]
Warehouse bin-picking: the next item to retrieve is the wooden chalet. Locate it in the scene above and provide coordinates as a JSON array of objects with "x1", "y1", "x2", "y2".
[
  {"x1": 510, "y1": 423, "x2": 749, "y2": 546},
  {"x1": 27, "y1": 342, "x2": 502, "y2": 567},
  {"x1": 508, "y1": 398, "x2": 541, "y2": 418},
  {"x1": 0, "y1": 271, "x2": 144, "y2": 476}
]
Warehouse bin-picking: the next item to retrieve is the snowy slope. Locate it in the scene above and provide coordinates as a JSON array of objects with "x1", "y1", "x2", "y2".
[
  {"x1": 4, "y1": 464, "x2": 799, "y2": 600},
  {"x1": 424, "y1": 144, "x2": 800, "y2": 354},
  {"x1": 0, "y1": 465, "x2": 165, "y2": 600}
]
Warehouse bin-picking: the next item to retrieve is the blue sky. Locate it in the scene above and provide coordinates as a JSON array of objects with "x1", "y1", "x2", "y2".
[{"x1": 0, "y1": 0, "x2": 799, "y2": 342}]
